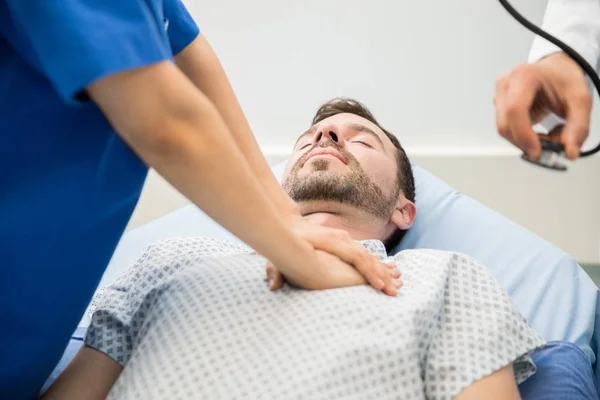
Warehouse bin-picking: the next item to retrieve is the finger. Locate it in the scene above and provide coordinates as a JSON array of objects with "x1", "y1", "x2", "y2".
[
  {"x1": 366, "y1": 257, "x2": 395, "y2": 296},
  {"x1": 365, "y1": 256, "x2": 390, "y2": 291},
  {"x1": 497, "y1": 72, "x2": 547, "y2": 156},
  {"x1": 265, "y1": 263, "x2": 275, "y2": 287},
  {"x1": 354, "y1": 255, "x2": 388, "y2": 291},
  {"x1": 382, "y1": 280, "x2": 397, "y2": 296},
  {"x1": 381, "y1": 263, "x2": 400, "y2": 295},
  {"x1": 386, "y1": 266, "x2": 401, "y2": 279},
  {"x1": 362, "y1": 257, "x2": 402, "y2": 295},
  {"x1": 529, "y1": 98, "x2": 552, "y2": 125},
  {"x1": 364, "y1": 266, "x2": 385, "y2": 290},
  {"x1": 270, "y1": 270, "x2": 284, "y2": 291},
  {"x1": 546, "y1": 124, "x2": 564, "y2": 143},
  {"x1": 266, "y1": 263, "x2": 284, "y2": 291},
  {"x1": 504, "y1": 66, "x2": 543, "y2": 159},
  {"x1": 562, "y1": 90, "x2": 592, "y2": 160},
  {"x1": 381, "y1": 267, "x2": 396, "y2": 296},
  {"x1": 494, "y1": 73, "x2": 511, "y2": 140},
  {"x1": 385, "y1": 263, "x2": 398, "y2": 271}
]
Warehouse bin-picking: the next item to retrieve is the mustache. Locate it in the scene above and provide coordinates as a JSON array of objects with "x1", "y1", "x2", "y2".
[{"x1": 302, "y1": 140, "x2": 358, "y2": 165}]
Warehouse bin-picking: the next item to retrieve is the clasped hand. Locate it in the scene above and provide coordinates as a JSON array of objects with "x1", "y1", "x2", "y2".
[{"x1": 265, "y1": 215, "x2": 402, "y2": 296}]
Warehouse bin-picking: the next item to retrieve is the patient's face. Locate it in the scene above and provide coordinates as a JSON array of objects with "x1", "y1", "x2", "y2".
[{"x1": 282, "y1": 113, "x2": 400, "y2": 219}]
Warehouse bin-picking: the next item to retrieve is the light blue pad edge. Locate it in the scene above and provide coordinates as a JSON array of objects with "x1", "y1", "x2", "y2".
[{"x1": 46, "y1": 162, "x2": 600, "y2": 393}]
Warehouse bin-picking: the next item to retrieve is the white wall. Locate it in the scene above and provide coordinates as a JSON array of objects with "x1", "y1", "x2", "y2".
[
  {"x1": 186, "y1": 0, "x2": 599, "y2": 151},
  {"x1": 126, "y1": 0, "x2": 600, "y2": 263}
]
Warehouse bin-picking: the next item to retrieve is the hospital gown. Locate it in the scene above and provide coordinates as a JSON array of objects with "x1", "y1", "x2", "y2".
[{"x1": 86, "y1": 237, "x2": 545, "y2": 400}]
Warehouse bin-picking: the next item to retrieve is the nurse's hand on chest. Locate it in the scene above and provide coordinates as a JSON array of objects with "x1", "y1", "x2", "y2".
[
  {"x1": 266, "y1": 249, "x2": 402, "y2": 293},
  {"x1": 266, "y1": 215, "x2": 401, "y2": 295}
]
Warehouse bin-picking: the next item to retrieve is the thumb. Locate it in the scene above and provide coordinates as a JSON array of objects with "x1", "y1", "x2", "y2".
[{"x1": 265, "y1": 263, "x2": 284, "y2": 291}]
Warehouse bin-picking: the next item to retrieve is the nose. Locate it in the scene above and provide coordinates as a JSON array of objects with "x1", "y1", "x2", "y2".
[{"x1": 311, "y1": 124, "x2": 345, "y2": 147}]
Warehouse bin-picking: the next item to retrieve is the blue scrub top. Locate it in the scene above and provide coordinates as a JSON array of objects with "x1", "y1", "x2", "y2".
[{"x1": 0, "y1": 1, "x2": 199, "y2": 398}]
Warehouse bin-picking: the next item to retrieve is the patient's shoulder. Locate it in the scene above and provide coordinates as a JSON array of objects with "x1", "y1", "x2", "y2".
[
  {"x1": 392, "y1": 248, "x2": 479, "y2": 262},
  {"x1": 391, "y1": 248, "x2": 489, "y2": 275},
  {"x1": 100, "y1": 237, "x2": 252, "y2": 296},
  {"x1": 113, "y1": 237, "x2": 253, "y2": 280}
]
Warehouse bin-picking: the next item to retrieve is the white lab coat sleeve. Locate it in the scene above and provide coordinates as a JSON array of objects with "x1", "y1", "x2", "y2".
[{"x1": 528, "y1": 0, "x2": 600, "y2": 72}]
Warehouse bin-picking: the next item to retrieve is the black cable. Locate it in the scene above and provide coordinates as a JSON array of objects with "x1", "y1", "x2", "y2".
[{"x1": 498, "y1": 0, "x2": 600, "y2": 157}]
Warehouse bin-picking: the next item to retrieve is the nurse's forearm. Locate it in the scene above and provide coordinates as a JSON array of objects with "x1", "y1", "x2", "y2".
[
  {"x1": 174, "y1": 34, "x2": 299, "y2": 217},
  {"x1": 86, "y1": 61, "x2": 319, "y2": 278}
]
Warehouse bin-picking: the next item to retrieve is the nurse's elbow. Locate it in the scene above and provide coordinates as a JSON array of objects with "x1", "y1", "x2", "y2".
[{"x1": 123, "y1": 117, "x2": 176, "y2": 158}]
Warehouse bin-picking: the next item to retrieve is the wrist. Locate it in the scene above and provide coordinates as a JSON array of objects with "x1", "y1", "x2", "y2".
[
  {"x1": 539, "y1": 52, "x2": 584, "y2": 75},
  {"x1": 253, "y1": 168, "x2": 300, "y2": 217},
  {"x1": 263, "y1": 230, "x2": 323, "y2": 285},
  {"x1": 270, "y1": 189, "x2": 300, "y2": 219}
]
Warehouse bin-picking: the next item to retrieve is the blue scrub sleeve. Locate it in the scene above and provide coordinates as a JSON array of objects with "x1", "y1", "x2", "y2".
[
  {"x1": 164, "y1": 0, "x2": 201, "y2": 55},
  {"x1": 4, "y1": 0, "x2": 172, "y2": 104}
]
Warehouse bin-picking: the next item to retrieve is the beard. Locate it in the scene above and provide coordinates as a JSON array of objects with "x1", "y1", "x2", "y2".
[{"x1": 282, "y1": 141, "x2": 399, "y2": 220}]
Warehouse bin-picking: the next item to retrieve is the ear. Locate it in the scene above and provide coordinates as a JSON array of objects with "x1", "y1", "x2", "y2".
[{"x1": 390, "y1": 197, "x2": 416, "y2": 230}]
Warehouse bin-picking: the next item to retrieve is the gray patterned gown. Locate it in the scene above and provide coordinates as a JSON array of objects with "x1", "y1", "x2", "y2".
[{"x1": 85, "y1": 237, "x2": 545, "y2": 400}]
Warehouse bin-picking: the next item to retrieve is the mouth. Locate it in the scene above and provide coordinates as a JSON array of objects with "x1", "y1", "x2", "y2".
[{"x1": 303, "y1": 148, "x2": 346, "y2": 166}]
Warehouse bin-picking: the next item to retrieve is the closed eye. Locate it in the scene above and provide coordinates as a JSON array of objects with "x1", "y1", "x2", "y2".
[{"x1": 353, "y1": 141, "x2": 372, "y2": 148}]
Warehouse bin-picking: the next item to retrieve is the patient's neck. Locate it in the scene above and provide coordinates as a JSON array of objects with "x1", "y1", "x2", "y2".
[{"x1": 298, "y1": 201, "x2": 393, "y2": 243}]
